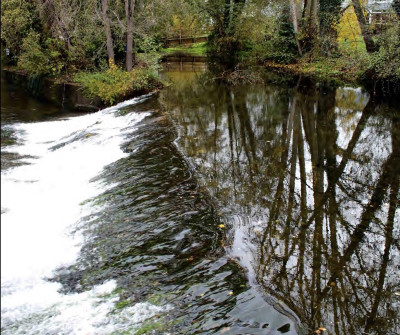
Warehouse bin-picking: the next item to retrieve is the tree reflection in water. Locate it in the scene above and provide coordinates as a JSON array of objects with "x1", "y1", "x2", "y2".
[{"x1": 160, "y1": 72, "x2": 399, "y2": 335}]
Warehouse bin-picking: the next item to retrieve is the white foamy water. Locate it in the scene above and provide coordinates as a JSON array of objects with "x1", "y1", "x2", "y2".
[{"x1": 1, "y1": 96, "x2": 171, "y2": 334}]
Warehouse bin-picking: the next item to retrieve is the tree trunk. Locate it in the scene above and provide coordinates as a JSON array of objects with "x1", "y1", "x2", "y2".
[
  {"x1": 352, "y1": 0, "x2": 377, "y2": 53},
  {"x1": 125, "y1": 0, "x2": 135, "y2": 72},
  {"x1": 101, "y1": 0, "x2": 115, "y2": 63},
  {"x1": 289, "y1": 0, "x2": 303, "y2": 56},
  {"x1": 301, "y1": 0, "x2": 319, "y2": 52},
  {"x1": 319, "y1": 0, "x2": 342, "y2": 55}
]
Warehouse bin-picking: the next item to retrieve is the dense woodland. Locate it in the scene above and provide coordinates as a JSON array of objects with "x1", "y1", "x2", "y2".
[{"x1": 1, "y1": 0, "x2": 400, "y2": 102}]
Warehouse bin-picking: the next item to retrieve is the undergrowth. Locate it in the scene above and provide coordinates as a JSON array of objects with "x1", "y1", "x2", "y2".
[{"x1": 74, "y1": 59, "x2": 162, "y2": 105}]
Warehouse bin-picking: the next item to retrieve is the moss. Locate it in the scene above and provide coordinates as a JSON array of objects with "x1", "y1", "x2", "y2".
[
  {"x1": 134, "y1": 321, "x2": 165, "y2": 335},
  {"x1": 134, "y1": 318, "x2": 179, "y2": 335},
  {"x1": 115, "y1": 299, "x2": 132, "y2": 309}
]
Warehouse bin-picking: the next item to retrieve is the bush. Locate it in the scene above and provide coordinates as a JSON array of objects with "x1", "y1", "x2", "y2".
[
  {"x1": 74, "y1": 60, "x2": 162, "y2": 105},
  {"x1": 17, "y1": 31, "x2": 65, "y2": 76},
  {"x1": 367, "y1": 24, "x2": 400, "y2": 81},
  {"x1": 253, "y1": 8, "x2": 299, "y2": 64}
]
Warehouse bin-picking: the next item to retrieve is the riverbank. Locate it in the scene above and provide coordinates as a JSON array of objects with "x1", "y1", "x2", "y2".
[
  {"x1": 264, "y1": 57, "x2": 364, "y2": 86},
  {"x1": 1, "y1": 63, "x2": 164, "y2": 111},
  {"x1": 1, "y1": 68, "x2": 104, "y2": 112},
  {"x1": 263, "y1": 54, "x2": 400, "y2": 97},
  {"x1": 158, "y1": 41, "x2": 400, "y2": 96}
]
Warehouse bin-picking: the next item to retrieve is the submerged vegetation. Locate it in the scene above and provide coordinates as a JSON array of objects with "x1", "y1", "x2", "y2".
[{"x1": 1, "y1": 0, "x2": 399, "y2": 99}]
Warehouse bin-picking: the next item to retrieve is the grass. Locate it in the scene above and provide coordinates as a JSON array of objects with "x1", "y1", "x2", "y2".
[{"x1": 161, "y1": 42, "x2": 207, "y2": 57}]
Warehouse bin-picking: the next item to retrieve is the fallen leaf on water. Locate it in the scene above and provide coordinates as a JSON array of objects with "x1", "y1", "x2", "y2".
[
  {"x1": 228, "y1": 291, "x2": 233, "y2": 295},
  {"x1": 314, "y1": 330, "x2": 321, "y2": 334},
  {"x1": 219, "y1": 224, "x2": 225, "y2": 228},
  {"x1": 318, "y1": 327, "x2": 327, "y2": 331}
]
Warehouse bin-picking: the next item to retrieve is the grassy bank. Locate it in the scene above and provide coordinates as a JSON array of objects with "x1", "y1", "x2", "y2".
[
  {"x1": 2, "y1": 60, "x2": 164, "y2": 107},
  {"x1": 161, "y1": 42, "x2": 207, "y2": 57},
  {"x1": 264, "y1": 55, "x2": 368, "y2": 86}
]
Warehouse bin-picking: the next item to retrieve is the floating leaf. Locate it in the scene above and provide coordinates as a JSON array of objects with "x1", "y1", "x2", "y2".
[{"x1": 219, "y1": 224, "x2": 225, "y2": 228}]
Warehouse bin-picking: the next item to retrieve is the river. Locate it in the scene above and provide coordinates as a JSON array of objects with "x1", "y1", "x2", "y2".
[{"x1": 1, "y1": 66, "x2": 399, "y2": 335}]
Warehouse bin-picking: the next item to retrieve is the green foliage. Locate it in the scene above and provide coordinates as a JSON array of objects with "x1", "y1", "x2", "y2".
[
  {"x1": 0, "y1": 0, "x2": 32, "y2": 57},
  {"x1": 17, "y1": 32, "x2": 65, "y2": 76},
  {"x1": 136, "y1": 36, "x2": 162, "y2": 54},
  {"x1": 74, "y1": 60, "x2": 162, "y2": 105},
  {"x1": 255, "y1": 8, "x2": 298, "y2": 64},
  {"x1": 367, "y1": 24, "x2": 400, "y2": 80},
  {"x1": 319, "y1": 0, "x2": 343, "y2": 55}
]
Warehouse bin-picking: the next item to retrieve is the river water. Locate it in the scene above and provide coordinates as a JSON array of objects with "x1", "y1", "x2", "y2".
[{"x1": 1, "y1": 66, "x2": 399, "y2": 335}]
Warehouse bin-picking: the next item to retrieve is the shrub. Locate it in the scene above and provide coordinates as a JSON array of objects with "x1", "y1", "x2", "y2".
[
  {"x1": 17, "y1": 31, "x2": 65, "y2": 76},
  {"x1": 74, "y1": 60, "x2": 162, "y2": 105},
  {"x1": 367, "y1": 24, "x2": 400, "y2": 81},
  {"x1": 253, "y1": 8, "x2": 299, "y2": 64}
]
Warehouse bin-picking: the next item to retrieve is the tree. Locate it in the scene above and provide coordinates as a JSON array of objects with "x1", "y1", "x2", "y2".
[
  {"x1": 1, "y1": 0, "x2": 32, "y2": 56},
  {"x1": 351, "y1": 0, "x2": 377, "y2": 52},
  {"x1": 319, "y1": 0, "x2": 343, "y2": 54},
  {"x1": 101, "y1": 0, "x2": 115, "y2": 63},
  {"x1": 124, "y1": 0, "x2": 136, "y2": 71},
  {"x1": 287, "y1": 0, "x2": 320, "y2": 54}
]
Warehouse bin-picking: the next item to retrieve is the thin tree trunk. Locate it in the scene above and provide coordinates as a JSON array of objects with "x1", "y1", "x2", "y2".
[
  {"x1": 125, "y1": 0, "x2": 135, "y2": 72},
  {"x1": 289, "y1": 0, "x2": 303, "y2": 56},
  {"x1": 101, "y1": 0, "x2": 115, "y2": 63},
  {"x1": 352, "y1": 0, "x2": 377, "y2": 52}
]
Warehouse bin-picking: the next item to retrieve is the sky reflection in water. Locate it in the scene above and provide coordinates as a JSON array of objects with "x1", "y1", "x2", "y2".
[{"x1": 160, "y1": 66, "x2": 400, "y2": 335}]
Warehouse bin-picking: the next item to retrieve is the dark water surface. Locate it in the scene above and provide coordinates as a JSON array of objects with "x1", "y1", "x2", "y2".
[
  {"x1": 159, "y1": 66, "x2": 400, "y2": 335},
  {"x1": 1, "y1": 67, "x2": 399, "y2": 335}
]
